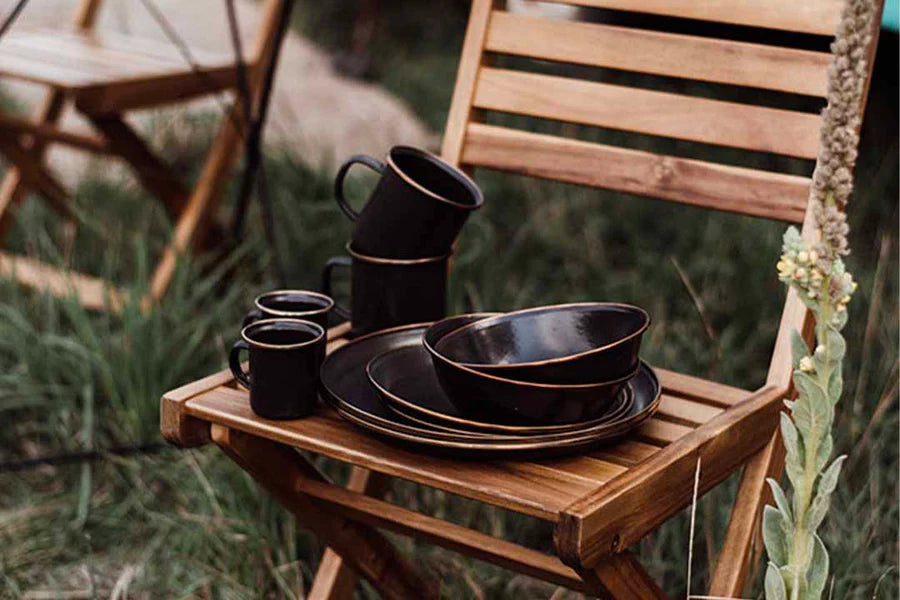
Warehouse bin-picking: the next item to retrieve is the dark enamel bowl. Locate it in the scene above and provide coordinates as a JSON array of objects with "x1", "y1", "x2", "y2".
[
  {"x1": 424, "y1": 314, "x2": 636, "y2": 425},
  {"x1": 433, "y1": 303, "x2": 649, "y2": 384}
]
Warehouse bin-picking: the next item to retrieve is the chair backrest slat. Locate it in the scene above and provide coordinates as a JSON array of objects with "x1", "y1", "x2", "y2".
[
  {"x1": 462, "y1": 122, "x2": 811, "y2": 222},
  {"x1": 441, "y1": 0, "x2": 868, "y2": 225},
  {"x1": 472, "y1": 67, "x2": 822, "y2": 159},
  {"x1": 549, "y1": 0, "x2": 844, "y2": 36},
  {"x1": 485, "y1": 11, "x2": 832, "y2": 96}
]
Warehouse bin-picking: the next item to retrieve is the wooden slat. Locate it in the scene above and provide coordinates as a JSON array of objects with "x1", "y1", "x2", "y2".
[
  {"x1": 557, "y1": 386, "x2": 784, "y2": 568},
  {"x1": 0, "y1": 252, "x2": 124, "y2": 312},
  {"x1": 441, "y1": 0, "x2": 496, "y2": 166},
  {"x1": 473, "y1": 67, "x2": 820, "y2": 158},
  {"x1": 709, "y1": 430, "x2": 784, "y2": 597},
  {"x1": 486, "y1": 11, "x2": 830, "y2": 96},
  {"x1": 213, "y1": 426, "x2": 440, "y2": 599},
  {"x1": 0, "y1": 113, "x2": 111, "y2": 154},
  {"x1": 547, "y1": 0, "x2": 843, "y2": 37},
  {"x1": 462, "y1": 123, "x2": 810, "y2": 222},
  {"x1": 577, "y1": 551, "x2": 666, "y2": 599},
  {"x1": 308, "y1": 468, "x2": 391, "y2": 600},
  {"x1": 185, "y1": 386, "x2": 599, "y2": 520},
  {"x1": 590, "y1": 440, "x2": 660, "y2": 466},
  {"x1": 636, "y1": 417, "x2": 692, "y2": 445},
  {"x1": 655, "y1": 367, "x2": 752, "y2": 406},
  {"x1": 657, "y1": 394, "x2": 723, "y2": 426},
  {"x1": 296, "y1": 474, "x2": 588, "y2": 592}
]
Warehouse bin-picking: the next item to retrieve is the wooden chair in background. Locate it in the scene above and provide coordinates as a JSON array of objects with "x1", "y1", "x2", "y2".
[
  {"x1": 162, "y1": 0, "x2": 883, "y2": 597},
  {"x1": 0, "y1": 0, "x2": 285, "y2": 310}
]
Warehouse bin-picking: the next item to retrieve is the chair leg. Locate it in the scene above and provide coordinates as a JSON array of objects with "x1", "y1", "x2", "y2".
[
  {"x1": 85, "y1": 113, "x2": 188, "y2": 217},
  {"x1": 211, "y1": 425, "x2": 439, "y2": 600},
  {"x1": 576, "y1": 551, "x2": 667, "y2": 600},
  {"x1": 708, "y1": 431, "x2": 785, "y2": 597},
  {"x1": 0, "y1": 137, "x2": 74, "y2": 222},
  {"x1": 308, "y1": 467, "x2": 392, "y2": 600},
  {"x1": 0, "y1": 93, "x2": 66, "y2": 238},
  {"x1": 147, "y1": 98, "x2": 247, "y2": 302}
]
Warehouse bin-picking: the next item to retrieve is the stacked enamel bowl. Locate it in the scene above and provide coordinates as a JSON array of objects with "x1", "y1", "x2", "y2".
[{"x1": 320, "y1": 303, "x2": 662, "y2": 458}]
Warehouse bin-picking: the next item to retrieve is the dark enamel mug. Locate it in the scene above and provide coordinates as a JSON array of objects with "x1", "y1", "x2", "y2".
[
  {"x1": 229, "y1": 319, "x2": 326, "y2": 420},
  {"x1": 242, "y1": 290, "x2": 335, "y2": 330},
  {"x1": 322, "y1": 243, "x2": 449, "y2": 337},
  {"x1": 333, "y1": 146, "x2": 483, "y2": 258}
]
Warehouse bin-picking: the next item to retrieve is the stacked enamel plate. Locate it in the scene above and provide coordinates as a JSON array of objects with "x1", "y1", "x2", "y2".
[{"x1": 320, "y1": 304, "x2": 661, "y2": 458}]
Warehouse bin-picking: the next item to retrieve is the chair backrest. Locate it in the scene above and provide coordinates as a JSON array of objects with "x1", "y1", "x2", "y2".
[{"x1": 441, "y1": 0, "x2": 883, "y2": 388}]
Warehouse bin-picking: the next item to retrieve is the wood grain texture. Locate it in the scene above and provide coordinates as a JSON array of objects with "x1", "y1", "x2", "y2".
[
  {"x1": 296, "y1": 474, "x2": 588, "y2": 592},
  {"x1": 708, "y1": 430, "x2": 784, "y2": 597},
  {"x1": 473, "y1": 68, "x2": 821, "y2": 158},
  {"x1": 543, "y1": 0, "x2": 843, "y2": 36},
  {"x1": 576, "y1": 551, "x2": 668, "y2": 599},
  {"x1": 308, "y1": 468, "x2": 392, "y2": 600},
  {"x1": 440, "y1": 0, "x2": 496, "y2": 166},
  {"x1": 556, "y1": 386, "x2": 784, "y2": 569},
  {"x1": 655, "y1": 367, "x2": 752, "y2": 407},
  {"x1": 212, "y1": 426, "x2": 439, "y2": 599},
  {"x1": 462, "y1": 123, "x2": 810, "y2": 222},
  {"x1": 187, "y1": 386, "x2": 606, "y2": 520},
  {"x1": 485, "y1": 11, "x2": 830, "y2": 96},
  {"x1": 0, "y1": 29, "x2": 236, "y2": 91}
]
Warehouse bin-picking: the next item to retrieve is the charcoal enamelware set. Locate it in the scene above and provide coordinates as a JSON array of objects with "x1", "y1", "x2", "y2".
[{"x1": 229, "y1": 145, "x2": 661, "y2": 458}]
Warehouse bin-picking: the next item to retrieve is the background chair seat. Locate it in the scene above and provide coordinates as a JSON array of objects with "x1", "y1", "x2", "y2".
[{"x1": 0, "y1": 28, "x2": 238, "y2": 90}]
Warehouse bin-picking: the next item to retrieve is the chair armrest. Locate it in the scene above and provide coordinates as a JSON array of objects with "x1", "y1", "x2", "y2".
[{"x1": 555, "y1": 385, "x2": 786, "y2": 570}]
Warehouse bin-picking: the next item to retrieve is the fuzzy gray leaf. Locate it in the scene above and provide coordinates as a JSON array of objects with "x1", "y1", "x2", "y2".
[
  {"x1": 766, "y1": 562, "x2": 788, "y2": 600},
  {"x1": 780, "y1": 414, "x2": 804, "y2": 487},
  {"x1": 767, "y1": 478, "x2": 793, "y2": 522},
  {"x1": 816, "y1": 432, "x2": 833, "y2": 472},
  {"x1": 808, "y1": 457, "x2": 846, "y2": 532},
  {"x1": 792, "y1": 375, "x2": 833, "y2": 440},
  {"x1": 763, "y1": 505, "x2": 789, "y2": 566},
  {"x1": 828, "y1": 367, "x2": 843, "y2": 404},
  {"x1": 818, "y1": 456, "x2": 846, "y2": 497},
  {"x1": 791, "y1": 329, "x2": 810, "y2": 368},
  {"x1": 804, "y1": 534, "x2": 830, "y2": 600},
  {"x1": 824, "y1": 327, "x2": 846, "y2": 364}
]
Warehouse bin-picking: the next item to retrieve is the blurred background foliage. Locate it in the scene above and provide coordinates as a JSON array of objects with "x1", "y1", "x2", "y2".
[{"x1": 0, "y1": 1, "x2": 896, "y2": 598}]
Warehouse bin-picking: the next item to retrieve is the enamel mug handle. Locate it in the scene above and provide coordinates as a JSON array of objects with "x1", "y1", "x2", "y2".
[
  {"x1": 229, "y1": 340, "x2": 251, "y2": 389},
  {"x1": 333, "y1": 155, "x2": 385, "y2": 221},
  {"x1": 321, "y1": 256, "x2": 352, "y2": 321}
]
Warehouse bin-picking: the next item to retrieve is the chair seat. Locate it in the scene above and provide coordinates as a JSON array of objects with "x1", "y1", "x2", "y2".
[
  {"x1": 167, "y1": 361, "x2": 752, "y2": 521},
  {"x1": 0, "y1": 28, "x2": 238, "y2": 91}
]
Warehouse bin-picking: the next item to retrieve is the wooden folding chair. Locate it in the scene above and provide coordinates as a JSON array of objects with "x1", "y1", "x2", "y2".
[
  {"x1": 0, "y1": 0, "x2": 286, "y2": 311},
  {"x1": 161, "y1": 0, "x2": 883, "y2": 597}
]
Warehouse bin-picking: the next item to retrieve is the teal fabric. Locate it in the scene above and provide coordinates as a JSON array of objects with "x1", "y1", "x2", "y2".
[{"x1": 884, "y1": 0, "x2": 899, "y2": 32}]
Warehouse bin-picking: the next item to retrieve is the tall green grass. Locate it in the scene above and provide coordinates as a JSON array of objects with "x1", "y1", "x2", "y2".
[{"x1": 0, "y1": 5, "x2": 896, "y2": 598}]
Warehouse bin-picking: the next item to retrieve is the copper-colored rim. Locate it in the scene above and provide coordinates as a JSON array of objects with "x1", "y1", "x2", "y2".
[
  {"x1": 371, "y1": 362, "x2": 635, "y2": 435},
  {"x1": 241, "y1": 318, "x2": 325, "y2": 350},
  {"x1": 387, "y1": 146, "x2": 483, "y2": 211},
  {"x1": 435, "y1": 302, "x2": 650, "y2": 370},
  {"x1": 327, "y1": 366, "x2": 661, "y2": 450},
  {"x1": 254, "y1": 289, "x2": 334, "y2": 318},
  {"x1": 425, "y1": 313, "x2": 640, "y2": 390},
  {"x1": 346, "y1": 243, "x2": 451, "y2": 265}
]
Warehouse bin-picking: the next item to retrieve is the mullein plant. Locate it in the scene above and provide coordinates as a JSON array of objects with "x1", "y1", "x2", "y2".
[{"x1": 764, "y1": 0, "x2": 877, "y2": 598}]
